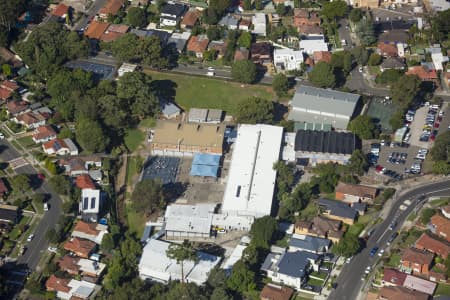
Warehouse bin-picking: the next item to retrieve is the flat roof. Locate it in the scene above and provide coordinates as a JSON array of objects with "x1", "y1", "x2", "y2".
[
  {"x1": 221, "y1": 124, "x2": 283, "y2": 218},
  {"x1": 221, "y1": 244, "x2": 248, "y2": 272},
  {"x1": 403, "y1": 275, "x2": 436, "y2": 295},
  {"x1": 294, "y1": 130, "x2": 359, "y2": 155},
  {"x1": 164, "y1": 204, "x2": 216, "y2": 234}
]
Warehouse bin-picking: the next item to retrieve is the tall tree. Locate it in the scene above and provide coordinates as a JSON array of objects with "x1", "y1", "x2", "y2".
[
  {"x1": 347, "y1": 149, "x2": 369, "y2": 176},
  {"x1": 237, "y1": 31, "x2": 252, "y2": 48},
  {"x1": 166, "y1": 240, "x2": 197, "y2": 283},
  {"x1": 348, "y1": 115, "x2": 379, "y2": 139},
  {"x1": 308, "y1": 62, "x2": 336, "y2": 88},
  {"x1": 250, "y1": 216, "x2": 278, "y2": 249},
  {"x1": 235, "y1": 97, "x2": 273, "y2": 124},
  {"x1": 390, "y1": 74, "x2": 421, "y2": 109},
  {"x1": 321, "y1": 0, "x2": 347, "y2": 21},
  {"x1": 76, "y1": 118, "x2": 109, "y2": 153},
  {"x1": 10, "y1": 174, "x2": 31, "y2": 194},
  {"x1": 130, "y1": 179, "x2": 164, "y2": 213},
  {"x1": 231, "y1": 59, "x2": 257, "y2": 83},
  {"x1": 139, "y1": 36, "x2": 168, "y2": 68},
  {"x1": 126, "y1": 7, "x2": 147, "y2": 28},
  {"x1": 272, "y1": 73, "x2": 289, "y2": 97},
  {"x1": 226, "y1": 260, "x2": 256, "y2": 293},
  {"x1": 354, "y1": 18, "x2": 376, "y2": 46}
]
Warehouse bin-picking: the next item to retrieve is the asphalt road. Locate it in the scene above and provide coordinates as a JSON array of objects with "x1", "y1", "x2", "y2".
[
  {"x1": 73, "y1": 0, "x2": 109, "y2": 31},
  {"x1": 328, "y1": 180, "x2": 450, "y2": 300},
  {"x1": 0, "y1": 140, "x2": 62, "y2": 270},
  {"x1": 345, "y1": 69, "x2": 390, "y2": 97}
]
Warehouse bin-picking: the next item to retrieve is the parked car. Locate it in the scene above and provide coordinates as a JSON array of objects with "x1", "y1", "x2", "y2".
[
  {"x1": 378, "y1": 249, "x2": 385, "y2": 257},
  {"x1": 369, "y1": 246, "x2": 379, "y2": 256},
  {"x1": 0, "y1": 133, "x2": 4, "y2": 140},
  {"x1": 44, "y1": 202, "x2": 49, "y2": 211},
  {"x1": 387, "y1": 232, "x2": 398, "y2": 245},
  {"x1": 27, "y1": 234, "x2": 34, "y2": 242}
]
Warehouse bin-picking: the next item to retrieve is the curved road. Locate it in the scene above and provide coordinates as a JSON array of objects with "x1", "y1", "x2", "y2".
[
  {"x1": 328, "y1": 179, "x2": 450, "y2": 300},
  {"x1": 0, "y1": 139, "x2": 62, "y2": 271}
]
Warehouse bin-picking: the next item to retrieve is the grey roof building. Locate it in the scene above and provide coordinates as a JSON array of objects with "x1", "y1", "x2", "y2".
[
  {"x1": 277, "y1": 251, "x2": 319, "y2": 279},
  {"x1": 168, "y1": 32, "x2": 191, "y2": 53},
  {"x1": 380, "y1": 57, "x2": 406, "y2": 71},
  {"x1": 160, "y1": 100, "x2": 181, "y2": 119},
  {"x1": 289, "y1": 86, "x2": 360, "y2": 129},
  {"x1": 188, "y1": 108, "x2": 223, "y2": 124},
  {"x1": 289, "y1": 234, "x2": 331, "y2": 254},
  {"x1": 218, "y1": 14, "x2": 239, "y2": 29},
  {"x1": 318, "y1": 198, "x2": 358, "y2": 224}
]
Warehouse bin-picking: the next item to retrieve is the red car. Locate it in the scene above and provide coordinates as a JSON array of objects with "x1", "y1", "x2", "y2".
[
  {"x1": 434, "y1": 122, "x2": 440, "y2": 128},
  {"x1": 430, "y1": 135, "x2": 436, "y2": 141},
  {"x1": 37, "y1": 173, "x2": 45, "y2": 180}
]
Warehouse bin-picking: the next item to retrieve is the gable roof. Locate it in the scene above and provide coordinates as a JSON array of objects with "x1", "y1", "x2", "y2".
[
  {"x1": 6, "y1": 100, "x2": 28, "y2": 114},
  {"x1": 219, "y1": 14, "x2": 239, "y2": 27},
  {"x1": 313, "y1": 51, "x2": 332, "y2": 63},
  {"x1": 73, "y1": 221, "x2": 100, "y2": 236},
  {"x1": 99, "y1": 0, "x2": 125, "y2": 16},
  {"x1": 107, "y1": 24, "x2": 129, "y2": 33},
  {"x1": 58, "y1": 255, "x2": 80, "y2": 273},
  {"x1": 260, "y1": 284, "x2": 294, "y2": 300},
  {"x1": 52, "y1": 4, "x2": 69, "y2": 17},
  {"x1": 33, "y1": 125, "x2": 56, "y2": 141},
  {"x1": 378, "y1": 42, "x2": 398, "y2": 57},
  {"x1": 403, "y1": 275, "x2": 436, "y2": 295},
  {"x1": 335, "y1": 182, "x2": 378, "y2": 199},
  {"x1": 289, "y1": 234, "x2": 331, "y2": 252},
  {"x1": 379, "y1": 30, "x2": 410, "y2": 44},
  {"x1": 402, "y1": 247, "x2": 434, "y2": 265},
  {"x1": 415, "y1": 233, "x2": 450, "y2": 258},
  {"x1": 187, "y1": 35, "x2": 209, "y2": 53},
  {"x1": 406, "y1": 66, "x2": 438, "y2": 81},
  {"x1": 0, "y1": 205, "x2": 18, "y2": 222},
  {"x1": 431, "y1": 214, "x2": 450, "y2": 238},
  {"x1": 378, "y1": 286, "x2": 428, "y2": 300},
  {"x1": 16, "y1": 111, "x2": 45, "y2": 125},
  {"x1": 381, "y1": 57, "x2": 405, "y2": 69},
  {"x1": 46, "y1": 275, "x2": 71, "y2": 293},
  {"x1": 75, "y1": 174, "x2": 96, "y2": 190},
  {"x1": 84, "y1": 21, "x2": 110, "y2": 39},
  {"x1": 383, "y1": 268, "x2": 407, "y2": 285},
  {"x1": 318, "y1": 198, "x2": 357, "y2": 220},
  {"x1": 161, "y1": 3, "x2": 187, "y2": 17},
  {"x1": 63, "y1": 237, "x2": 96, "y2": 257},
  {"x1": 181, "y1": 11, "x2": 200, "y2": 27},
  {"x1": 277, "y1": 251, "x2": 319, "y2": 278},
  {"x1": 43, "y1": 138, "x2": 69, "y2": 151}
]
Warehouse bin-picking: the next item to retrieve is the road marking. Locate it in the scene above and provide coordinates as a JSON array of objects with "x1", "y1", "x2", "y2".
[{"x1": 426, "y1": 187, "x2": 450, "y2": 194}]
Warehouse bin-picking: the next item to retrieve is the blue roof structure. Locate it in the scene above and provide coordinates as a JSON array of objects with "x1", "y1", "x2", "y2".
[
  {"x1": 190, "y1": 164, "x2": 219, "y2": 177},
  {"x1": 190, "y1": 153, "x2": 221, "y2": 177}
]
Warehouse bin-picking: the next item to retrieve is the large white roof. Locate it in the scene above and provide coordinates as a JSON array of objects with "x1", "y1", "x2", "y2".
[
  {"x1": 221, "y1": 124, "x2": 283, "y2": 218},
  {"x1": 164, "y1": 203, "x2": 216, "y2": 234}
]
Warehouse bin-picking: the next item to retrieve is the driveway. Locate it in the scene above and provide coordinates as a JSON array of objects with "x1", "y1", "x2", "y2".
[{"x1": 0, "y1": 140, "x2": 63, "y2": 271}]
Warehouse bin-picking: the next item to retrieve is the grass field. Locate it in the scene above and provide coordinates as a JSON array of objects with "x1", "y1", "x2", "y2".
[
  {"x1": 126, "y1": 156, "x2": 140, "y2": 187},
  {"x1": 124, "y1": 129, "x2": 145, "y2": 152},
  {"x1": 307, "y1": 277, "x2": 324, "y2": 286},
  {"x1": 9, "y1": 215, "x2": 31, "y2": 240},
  {"x1": 17, "y1": 136, "x2": 36, "y2": 148},
  {"x1": 145, "y1": 70, "x2": 274, "y2": 115},
  {"x1": 126, "y1": 205, "x2": 147, "y2": 237},
  {"x1": 435, "y1": 283, "x2": 450, "y2": 296}
]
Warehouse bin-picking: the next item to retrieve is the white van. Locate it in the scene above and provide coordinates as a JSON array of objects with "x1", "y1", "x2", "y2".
[{"x1": 206, "y1": 71, "x2": 215, "y2": 77}]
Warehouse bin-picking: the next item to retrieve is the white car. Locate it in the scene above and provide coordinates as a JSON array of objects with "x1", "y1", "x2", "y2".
[
  {"x1": 44, "y1": 202, "x2": 49, "y2": 211},
  {"x1": 359, "y1": 67, "x2": 363, "y2": 73},
  {"x1": 27, "y1": 234, "x2": 34, "y2": 242},
  {"x1": 365, "y1": 266, "x2": 371, "y2": 274},
  {"x1": 0, "y1": 133, "x2": 4, "y2": 140},
  {"x1": 48, "y1": 246, "x2": 58, "y2": 253},
  {"x1": 378, "y1": 249, "x2": 385, "y2": 257}
]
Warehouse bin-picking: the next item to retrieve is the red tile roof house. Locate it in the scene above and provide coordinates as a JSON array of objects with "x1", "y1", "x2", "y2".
[
  {"x1": 63, "y1": 237, "x2": 96, "y2": 258},
  {"x1": 6, "y1": 100, "x2": 29, "y2": 116},
  {"x1": 13, "y1": 111, "x2": 46, "y2": 129},
  {"x1": 99, "y1": 0, "x2": 125, "y2": 19},
  {"x1": 59, "y1": 158, "x2": 89, "y2": 177},
  {"x1": 51, "y1": 4, "x2": 69, "y2": 18},
  {"x1": 251, "y1": 42, "x2": 273, "y2": 66},
  {"x1": 406, "y1": 66, "x2": 438, "y2": 83},
  {"x1": 58, "y1": 255, "x2": 81, "y2": 275},
  {"x1": 260, "y1": 283, "x2": 294, "y2": 300},
  {"x1": 430, "y1": 214, "x2": 450, "y2": 243},
  {"x1": 100, "y1": 24, "x2": 130, "y2": 42},
  {"x1": 0, "y1": 81, "x2": 20, "y2": 101},
  {"x1": 415, "y1": 233, "x2": 450, "y2": 258},
  {"x1": 75, "y1": 174, "x2": 96, "y2": 190},
  {"x1": 313, "y1": 51, "x2": 332, "y2": 64},
  {"x1": 400, "y1": 247, "x2": 434, "y2": 275},
  {"x1": 382, "y1": 268, "x2": 407, "y2": 286},
  {"x1": 181, "y1": 10, "x2": 200, "y2": 30},
  {"x1": 335, "y1": 182, "x2": 378, "y2": 203},
  {"x1": 382, "y1": 268, "x2": 437, "y2": 295},
  {"x1": 71, "y1": 220, "x2": 107, "y2": 244},
  {"x1": 46, "y1": 275, "x2": 71, "y2": 294},
  {"x1": 42, "y1": 138, "x2": 79, "y2": 156},
  {"x1": 377, "y1": 42, "x2": 399, "y2": 57},
  {"x1": 84, "y1": 21, "x2": 110, "y2": 40},
  {"x1": 187, "y1": 35, "x2": 210, "y2": 58},
  {"x1": 378, "y1": 285, "x2": 429, "y2": 300},
  {"x1": 32, "y1": 125, "x2": 57, "y2": 143}
]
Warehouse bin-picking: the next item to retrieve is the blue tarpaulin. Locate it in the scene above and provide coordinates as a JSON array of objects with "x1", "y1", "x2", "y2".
[
  {"x1": 192, "y1": 153, "x2": 221, "y2": 166},
  {"x1": 190, "y1": 164, "x2": 219, "y2": 177}
]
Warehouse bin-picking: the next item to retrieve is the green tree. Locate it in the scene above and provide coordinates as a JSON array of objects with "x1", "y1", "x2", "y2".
[
  {"x1": 49, "y1": 175, "x2": 72, "y2": 195},
  {"x1": 231, "y1": 60, "x2": 257, "y2": 83},
  {"x1": 226, "y1": 260, "x2": 256, "y2": 293},
  {"x1": 389, "y1": 111, "x2": 405, "y2": 131},
  {"x1": 139, "y1": 36, "x2": 168, "y2": 68},
  {"x1": 76, "y1": 118, "x2": 109, "y2": 153},
  {"x1": 391, "y1": 75, "x2": 421, "y2": 109},
  {"x1": 203, "y1": 49, "x2": 217, "y2": 61},
  {"x1": 430, "y1": 131, "x2": 450, "y2": 161},
  {"x1": 10, "y1": 174, "x2": 31, "y2": 194},
  {"x1": 321, "y1": 0, "x2": 347, "y2": 21},
  {"x1": 308, "y1": 62, "x2": 336, "y2": 88},
  {"x1": 130, "y1": 179, "x2": 164, "y2": 213},
  {"x1": 235, "y1": 97, "x2": 273, "y2": 124},
  {"x1": 333, "y1": 234, "x2": 360, "y2": 257},
  {"x1": 1, "y1": 64, "x2": 12, "y2": 77},
  {"x1": 206, "y1": 27, "x2": 221, "y2": 40},
  {"x1": 432, "y1": 161, "x2": 450, "y2": 175},
  {"x1": 111, "y1": 33, "x2": 140, "y2": 62},
  {"x1": 272, "y1": 73, "x2": 289, "y2": 97},
  {"x1": 420, "y1": 208, "x2": 436, "y2": 225},
  {"x1": 368, "y1": 53, "x2": 382, "y2": 66},
  {"x1": 45, "y1": 228, "x2": 59, "y2": 244},
  {"x1": 211, "y1": 287, "x2": 232, "y2": 300},
  {"x1": 375, "y1": 69, "x2": 403, "y2": 85},
  {"x1": 330, "y1": 51, "x2": 353, "y2": 75},
  {"x1": 354, "y1": 18, "x2": 376, "y2": 46},
  {"x1": 243, "y1": 0, "x2": 252, "y2": 10},
  {"x1": 250, "y1": 216, "x2": 278, "y2": 249},
  {"x1": 351, "y1": 46, "x2": 369, "y2": 65},
  {"x1": 207, "y1": 267, "x2": 228, "y2": 288},
  {"x1": 126, "y1": 7, "x2": 146, "y2": 28},
  {"x1": 237, "y1": 31, "x2": 252, "y2": 48},
  {"x1": 347, "y1": 149, "x2": 369, "y2": 176},
  {"x1": 255, "y1": 0, "x2": 263, "y2": 10},
  {"x1": 348, "y1": 115, "x2": 379, "y2": 139},
  {"x1": 101, "y1": 233, "x2": 115, "y2": 252},
  {"x1": 274, "y1": 161, "x2": 295, "y2": 200},
  {"x1": 166, "y1": 239, "x2": 197, "y2": 283},
  {"x1": 349, "y1": 8, "x2": 363, "y2": 23},
  {"x1": 276, "y1": 3, "x2": 287, "y2": 16}
]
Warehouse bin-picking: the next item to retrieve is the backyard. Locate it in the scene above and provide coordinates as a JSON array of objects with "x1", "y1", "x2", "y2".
[{"x1": 145, "y1": 70, "x2": 274, "y2": 115}]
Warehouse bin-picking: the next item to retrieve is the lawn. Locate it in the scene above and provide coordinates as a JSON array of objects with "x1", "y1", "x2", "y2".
[
  {"x1": 310, "y1": 271, "x2": 327, "y2": 280},
  {"x1": 139, "y1": 117, "x2": 156, "y2": 128},
  {"x1": 347, "y1": 223, "x2": 365, "y2": 237},
  {"x1": 126, "y1": 156, "x2": 141, "y2": 187},
  {"x1": 9, "y1": 215, "x2": 31, "y2": 240},
  {"x1": 385, "y1": 253, "x2": 401, "y2": 267},
  {"x1": 430, "y1": 197, "x2": 450, "y2": 207},
  {"x1": 435, "y1": 283, "x2": 450, "y2": 296},
  {"x1": 407, "y1": 212, "x2": 417, "y2": 221},
  {"x1": 126, "y1": 204, "x2": 147, "y2": 238},
  {"x1": 145, "y1": 70, "x2": 274, "y2": 115},
  {"x1": 17, "y1": 136, "x2": 36, "y2": 148},
  {"x1": 124, "y1": 129, "x2": 145, "y2": 152},
  {"x1": 307, "y1": 277, "x2": 324, "y2": 286},
  {"x1": 357, "y1": 212, "x2": 376, "y2": 226}
]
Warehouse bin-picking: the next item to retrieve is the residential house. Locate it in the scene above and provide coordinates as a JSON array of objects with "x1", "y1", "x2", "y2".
[
  {"x1": 75, "y1": 174, "x2": 96, "y2": 190},
  {"x1": 382, "y1": 268, "x2": 436, "y2": 295},
  {"x1": 406, "y1": 66, "x2": 438, "y2": 83},
  {"x1": 380, "y1": 57, "x2": 406, "y2": 72},
  {"x1": 6, "y1": 100, "x2": 30, "y2": 117},
  {"x1": 89, "y1": 169, "x2": 103, "y2": 182},
  {"x1": 294, "y1": 216, "x2": 344, "y2": 243},
  {"x1": 313, "y1": 51, "x2": 332, "y2": 64},
  {"x1": 131, "y1": 29, "x2": 171, "y2": 45},
  {"x1": 252, "y1": 13, "x2": 266, "y2": 36},
  {"x1": 382, "y1": 268, "x2": 407, "y2": 286},
  {"x1": 378, "y1": 286, "x2": 429, "y2": 300},
  {"x1": 0, "y1": 81, "x2": 20, "y2": 101},
  {"x1": 239, "y1": 19, "x2": 251, "y2": 31},
  {"x1": 0, "y1": 47, "x2": 23, "y2": 69},
  {"x1": 58, "y1": 255, "x2": 106, "y2": 278},
  {"x1": 168, "y1": 32, "x2": 191, "y2": 53},
  {"x1": 294, "y1": 9, "x2": 321, "y2": 35},
  {"x1": 273, "y1": 48, "x2": 304, "y2": 72},
  {"x1": 400, "y1": 247, "x2": 434, "y2": 275},
  {"x1": 14, "y1": 112, "x2": 46, "y2": 129},
  {"x1": 129, "y1": 0, "x2": 149, "y2": 7},
  {"x1": 415, "y1": 233, "x2": 450, "y2": 258},
  {"x1": 138, "y1": 239, "x2": 221, "y2": 284},
  {"x1": 294, "y1": 130, "x2": 360, "y2": 165},
  {"x1": 51, "y1": 4, "x2": 69, "y2": 19},
  {"x1": 79, "y1": 189, "x2": 102, "y2": 222},
  {"x1": 84, "y1": 21, "x2": 110, "y2": 40},
  {"x1": 46, "y1": 275, "x2": 71, "y2": 297},
  {"x1": 0, "y1": 179, "x2": 9, "y2": 198},
  {"x1": 234, "y1": 47, "x2": 249, "y2": 61},
  {"x1": 430, "y1": 214, "x2": 450, "y2": 242},
  {"x1": 32, "y1": 125, "x2": 57, "y2": 143},
  {"x1": 298, "y1": 24, "x2": 323, "y2": 36},
  {"x1": 46, "y1": 275, "x2": 98, "y2": 300},
  {"x1": 377, "y1": 42, "x2": 399, "y2": 57},
  {"x1": 0, "y1": 204, "x2": 18, "y2": 224},
  {"x1": 160, "y1": 3, "x2": 187, "y2": 27},
  {"x1": 260, "y1": 283, "x2": 294, "y2": 300},
  {"x1": 299, "y1": 35, "x2": 328, "y2": 55},
  {"x1": 181, "y1": 10, "x2": 200, "y2": 30},
  {"x1": 100, "y1": 24, "x2": 129, "y2": 42},
  {"x1": 208, "y1": 40, "x2": 227, "y2": 59},
  {"x1": 42, "y1": 138, "x2": 79, "y2": 156},
  {"x1": 150, "y1": 120, "x2": 225, "y2": 156},
  {"x1": 61, "y1": 158, "x2": 89, "y2": 177},
  {"x1": 318, "y1": 198, "x2": 357, "y2": 225},
  {"x1": 288, "y1": 234, "x2": 331, "y2": 254},
  {"x1": 63, "y1": 237, "x2": 96, "y2": 258},
  {"x1": 219, "y1": 14, "x2": 239, "y2": 30},
  {"x1": 441, "y1": 205, "x2": 450, "y2": 219},
  {"x1": 251, "y1": 42, "x2": 272, "y2": 66},
  {"x1": 335, "y1": 182, "x2": 378, "y2": 203},
  {"x1": 261, "y1": 250, "x2": 320, "y2": 290},
  {"x1": 71, "y1": 220, "x2": 107, "y2": 244},
  {"x1": 99, "y1": 0, "x2": 125, "y2": 19},
  {"x1": 187, "y1": 35, "x2": 209, "y2": 58},
  {"x1": 378, "y1": 30, "x2": 410, "y2": 57},
  {"x1": 351, "y1": 202, "x2": 367, "y2": 215}
]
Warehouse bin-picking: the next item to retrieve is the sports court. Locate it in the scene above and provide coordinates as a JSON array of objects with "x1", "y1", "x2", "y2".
[
  {"x1": 141, "y1": 156, "x2": 180, "y2": 185},
  {"x1": 367, "y1": 98, "x2": 397, "y2": 133},
  {"x1": 65, "y1": 61, "x2": 116, "y2": 80}
]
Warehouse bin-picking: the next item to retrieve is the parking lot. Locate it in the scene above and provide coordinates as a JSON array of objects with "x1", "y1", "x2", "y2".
[
  {"x1": 408, "y1": 106, "x2": 434, "y2": 149},
  {"x1": 377, "y1": 143, "x2": 422, "y2": 175}
]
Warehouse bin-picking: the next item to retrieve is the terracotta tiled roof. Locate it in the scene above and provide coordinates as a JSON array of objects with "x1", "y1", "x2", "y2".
[
  {"x1": 6, "y1": 100, "x2": 28, "y2": 114},
  {"x1": 33, "y1": 125, "x2": 56, "y2": 141},
  {"x1": 46, "y1": 275, "x2": 71, "y2": 293},
  {"x1": 297, "y1": 24, "x2": 322, "y2": 35},
  {"x1": 294, "y1": 8, "x2": 309, "y2": 18},
  {"x1": 187, "y1": 35, "x2": 209, "y2": 53},
  {"x1": 378, "y1": 286, "x2": 428, "y2": 300},
  {"x1": 99, "y1": 0, "x2": 125, "y2": 16},
  {"x1": 406, "y1": 66, "x2": 438, "y2": 81},
  {"x1": 75, "y1": 174, "x2": 96, "y2": 190},
  {"x1": 100, "y1": 31, "x2": 124, "y2": 42},
  {"x1": 1, "y1": 81, "x2": 19, "y2": 91},
  {"x1": 63, "y1": 237, "x2": 96, "y2": 258},
  {"x1": 401, "y1": 247, "x2": 434, "y2": 266},
  {"x1": 43, "y1": 138, "x2": 68, "y2": 151},
  {"x1": 84, "y1": 21, "x2": 110, "y2": 40},
  {"x1": 0, "y1": 178, "x2": 9, "y2": 194},
  {"x1": 313, "y1": 51, "x2": 332, "y2": 63},
  {"x1": 335, "y1": 182, "x2": 378, "y2": 199},
  {"x1": 58, "y1": 255, "x2": 80, "y2": 274},
  {"x1": 431, "y1": 214, "x2": 450, "y2": 240},
  {"x1": 181, "y1": 11, "x2": 200, "y2": 27},
  {"x1": 16, "y1": 112, "x2": 45, "y2": 125},
  {"x1": 260, "y1": 283, "x2": 294, "y2": 300},
  {"x1": 52, "y1": 4, "x2": 69, "y2": 17},
  {"x1": 377, "y1": 43, "x2": 398, "y2": 57},
  {"x1": 73, "y1": 221, "x2": 100, "y2": 236},
  {"x1": 415, "y1": 233, "x2": 450, "y2": 258},
  {"x1": 383, "y1": 268, "x2": 407, "y2": 285}
]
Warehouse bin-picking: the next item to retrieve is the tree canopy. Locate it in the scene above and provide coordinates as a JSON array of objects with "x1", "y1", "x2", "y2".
[
  {"x1": 272, "y1": 73, "x2": 289, "y2": 97},
  {"x1": 250, "y1": 216, "x2": 278, "y2": 249},
  {"x1": 237, "y1": 31, "x2": 252, "y2": 48},
  {"x1": 130, "y1": 179, "x2": 164, "y2": 213},
  {"x1": 321, "y1": 0, "x2": 347, "y2": 21},
  {"x1": 308, "y1": 62, "x2": 336, "y2": 88},
  {"x1": 375, "y1": 69, "x2": 403, "y2": 85},
  {"x1": 126, "y1": 7, "x2": 147, "y2": 28},
  {"x1": 76, "y1": 118, "x2": 109, "y2": 153},
  {"x1": 333, "y1": 234, "x2": 360, "y2": 257},
  {"x1": 166, "y1": 240, "x2": 197, "y2": 283},
  {"x1": 390, "y1": 74, "x2": 421, "y2": 109},
  {"x1": 348, "y1": 115, "x2": 379, "y2": 139},
  {"x1": 231, "y1": 60, "x2": 257, "y2": 83},
  {"x1": 235, "y1": 97, "x2": 273, "y2": 124}
]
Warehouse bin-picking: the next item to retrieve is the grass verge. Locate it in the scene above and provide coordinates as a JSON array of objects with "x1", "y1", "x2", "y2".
[
  {"x1": 124, "y1": 129, "x2": 145, "y2": 152},
  {"x1": 17, "y1": 136, "x2": 36, "y2": 148},
  {"x1": 126, "y1": 204, "x2": 147, "y2": 238}
]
